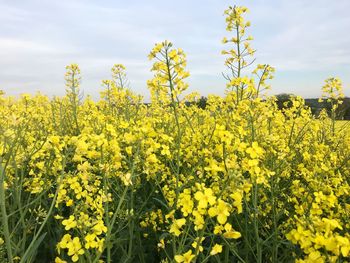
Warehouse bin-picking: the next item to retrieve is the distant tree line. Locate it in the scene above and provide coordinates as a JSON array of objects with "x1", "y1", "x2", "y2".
[
  {"x1": 193, "y1": 94, "x2": 350, "y2": 120},
  {"x1": 275, "y1": 93, "x2": 350, "y2": 120}
]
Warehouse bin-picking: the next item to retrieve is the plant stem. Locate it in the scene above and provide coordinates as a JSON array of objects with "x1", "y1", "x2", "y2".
[{"x1": 0, "y1": 161, "x2": 14, "y2": 263}]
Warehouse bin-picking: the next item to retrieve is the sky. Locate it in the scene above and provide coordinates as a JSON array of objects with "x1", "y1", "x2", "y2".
[{"x1": 0, "y1": 0, "x2": 349, "y2": 100}]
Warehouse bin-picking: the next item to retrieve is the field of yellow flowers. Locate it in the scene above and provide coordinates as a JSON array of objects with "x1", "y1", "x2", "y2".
[{"x1": 1, "y1": 4, "x2": 350, "y2": 263}]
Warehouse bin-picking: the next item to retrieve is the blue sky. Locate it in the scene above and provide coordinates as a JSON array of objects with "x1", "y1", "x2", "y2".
[{"x1": 1, "y1": 0, "x2": 349, "y2": 100}]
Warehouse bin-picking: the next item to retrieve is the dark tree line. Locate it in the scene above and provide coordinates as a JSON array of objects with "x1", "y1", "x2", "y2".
[
  {"x1": 193, "y1": 94, "x2": 350, "y2": 120},
  {"x1": 275, "y1": 93, "x2": 350, "y2": 120}
]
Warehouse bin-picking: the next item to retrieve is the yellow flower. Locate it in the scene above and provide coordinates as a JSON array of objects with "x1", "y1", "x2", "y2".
[
  {"x1": 210, "y1": 244, "x2": 223, "y2": 255},
  {"x1": 306, "y1": 250, "x2": 323, "y2": 263},
  {"x1": 62, "y1": 215, "x2": 77, "y2": 230},
  {"x1": 246, "y1": 141, "x2": 264, "y2": 159},
  {"x1": 54, "y1": 214, "x2": 64, "y2": 220},
  {"x1": 55, "y1": 257, "x2": 67, "y2": 263},
  {"x1": 214, "y1": 224, "x2": 224, "y2": 235},
  {"x1": 66, "y1": 237, "x2": 85, "y2": 262},
  {"x1": 336, "y1": 236, "x2": 350, "y2": 257},
  {"x1": 192, "y1": 210, "x2": 205, "y2": 230},
  {"x1": 174, "y1": 249, "x2": 195, "y2": 263},
  {"x1": 169, "y1": 218, "x2": 186, "y2": 236},
  {"x1": 191, "y1": 237, "x2": 205, "y2": 253},
  {"x1": 57, "y1": 234, "x2": 72, "y2": 254},
  {"x1": 93, "y1": 221, "x2": 107, "y2": 235},
  {"x1": 230, "y1": 192, "x2": 243, "y2": 213},
  {"x1": 178, "y1": 189, "x2": 194, "y2": 216},
  {"x1": 194, "y1": 188, "x2": 216, "y2": 209},
  {"x1": 157, "y1": 239, "x2": 165, "y2": 250},
  {"x1": 85, "y1": 233, "x2": 98, "y2": 249},
  {"x1": 125, "y1": 146, "x2": 133, "y2": 155},
  {"x1": 223, "y1": 223, "x2": 241, "y2": 239},
  {"x1": 208, "y1": 199, "x2": 230, "y2": 224},
  {"x1": 121, "y1": 172, "x2": 133, "y2": 186}
]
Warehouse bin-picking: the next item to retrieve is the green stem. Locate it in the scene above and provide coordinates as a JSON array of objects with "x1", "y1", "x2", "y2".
[
  {"x1": 165, "y1": 47, "x2": 181, "y2": 208},
  {"x1": 253, "y1": 181, "x2": 261, "y2": 263},
  {"x1": 19, "y1": 169, "x2": 62, "y2": 263},
  {"x1": 0, "y1": 161, "x2": 14, "y2": 263}
]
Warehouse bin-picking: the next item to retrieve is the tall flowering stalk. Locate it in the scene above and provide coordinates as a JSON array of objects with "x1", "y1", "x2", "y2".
[
  {"x1": 222, "y1": 6, "x2": 275, "y2": 103},
  {"x1": 148, "y1": 41, "x2": 189, "y2": 106},
  {"x1": 65, "y1": 64, "x2": 82, "y2": 134},
  {"x1": 147, "y1": 41, "x2": 190, "y2": 208},
  {"x1": 319, "y1": 77, "x2": 345, "y2": 134}
]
